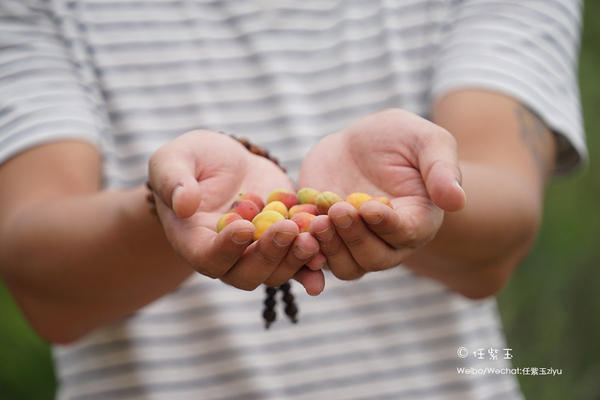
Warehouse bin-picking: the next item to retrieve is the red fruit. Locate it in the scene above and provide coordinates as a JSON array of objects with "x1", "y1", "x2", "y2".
[
  {"x1": 288, "y1": 204, "x2": 318, "y2": 218},
  {"x1": 237, "y1": 192, "x2": 264, "y2": 210},
  {"x1": 216, "y1": 212, "x2": 243, "y2": 232},
  {"x1": 266, "y1": 188, "x2": 298, "y2": 210},
  {"x1": 229, "y1": 199, "x2": 260, "y2": 221},
  {"x1": 291, "y1": 212, "x2": 316, "y2": 233}
]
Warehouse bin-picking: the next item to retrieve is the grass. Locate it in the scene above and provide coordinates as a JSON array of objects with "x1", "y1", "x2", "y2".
[{"x1": 0, "y1": 2, "x2": 599, "y2": 399}]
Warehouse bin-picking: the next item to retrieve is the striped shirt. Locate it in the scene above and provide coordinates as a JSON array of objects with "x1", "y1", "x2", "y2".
[{"x1": 0, "y1": 0, "x2": 584, "y2": 399}]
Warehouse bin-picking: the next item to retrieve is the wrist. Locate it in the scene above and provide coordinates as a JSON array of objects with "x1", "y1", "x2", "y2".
[{"x1": 120, "y1": 185, "x2": 193, "y2": 274}]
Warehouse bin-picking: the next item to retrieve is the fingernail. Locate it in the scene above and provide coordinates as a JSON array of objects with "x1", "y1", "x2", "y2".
[
  {"x1": 316, "y1": 226, "x2": 334, "y2": 242},
  {"x1": 333, "y1": 213, "x2": 352, "y2": 229},
  {"x1": 172, "y1": 185, "x2": 184, "y2": 207},
  {"x1": 231, "y1": 230, "x2": 253, "y2": 245},
  {"x1": 363, "y1": 212, "x2": 383, "y2": 225},
  {"x1": 454, "y1": 180, "x2": 466, "y2": 196},
  {"x1": 293, "y1": 246, "x2": 313, "y2": 260},
  {"x1": 273, "y1": 232, "x2": 295, "y2": 247}
]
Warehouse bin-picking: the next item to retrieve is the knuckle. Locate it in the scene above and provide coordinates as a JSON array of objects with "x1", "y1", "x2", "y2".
[
  {"x1": 377, "y1": 108, "x2": 404, "y2": 120},
  {"x1": 331, "y1": 266, "x2": 364, "y2": 281},
  {"x1": 264, "y1": 275, "x2": 287, "y2": 288},
  {"x1": 194, "y1": 260, "x2": 225, "y2": 279},
  {"x1": 189, "y1": 251, "x2": 226, "y2": 279},
  {"x1": 258, "y1": 248, "x2": 283, "y2": 266},
  {"x1": 148, "y1": 145, "x2": 168, "y2": 169},
  {"x1": 343, "y1": 232, "x2": 366, "y2": 249},
  {"x1": 321, "y1": 239, "x2": 342, "y2": 257},
  {"x1": 400, "y1": 215, "x2": 420, "y2": 245},
  {"x1": 229, "y1": 277, "x2": 260, "y2": 291},
  {"x1": 363, "y1": 255, "x2": 390, "y2": 272},
  {"x1": 201, "y1": 269, "x2": 222, "y2": 280},
  {"x1": 240, "y1": 280, "x2": 261, "y2": 291},
  {"x1": 438, "y1": 127, "x2": 457, "y2": 147}
]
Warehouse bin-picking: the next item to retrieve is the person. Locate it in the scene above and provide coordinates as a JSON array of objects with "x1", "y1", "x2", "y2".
[{"x1": 0, "y1": 0, "x2": 585, "y2": 399}]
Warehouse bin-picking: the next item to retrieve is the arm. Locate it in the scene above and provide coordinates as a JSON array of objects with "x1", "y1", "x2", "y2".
[
  {"x1": 298, "y1": 89, "x2": 556, "y2": 299},
  {"x1": 0, "y1": 141, "x2": 193, "y2": 343},
  {"x1": 0, "y1": 132, "x2": 324, "y2": 344},
  {"x1": 405, "y1": 89, "x2": 556, "y2": 298}
]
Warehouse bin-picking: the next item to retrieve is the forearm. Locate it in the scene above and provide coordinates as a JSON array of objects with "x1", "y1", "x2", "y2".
[
  {"x1": 405, "y1": 160, "x2": 541, "y2": 298},
  {"x1": 0, "y1": 185, "x2": 192, "y2": 343},
  {"x1": 405, "y1": 90, "x2": 556, "y2": 298}
]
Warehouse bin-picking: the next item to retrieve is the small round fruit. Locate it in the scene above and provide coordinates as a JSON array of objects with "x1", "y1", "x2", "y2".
[
  {"x1": 266, "y1": 188, "x2": 298, "y2": 209},
  {"x1": 372, "y1": 196, "x2": 393, "y2": 208},
  {"x1": 252, "y1": 210, "x2": 285, "y2": 240},
  {"x1": 216, "y1": 212, "x2": 243, "y2": 233},
  {"x1": 346, "y1": 192, "x2": 372, "y2": 210},
  {"x1": 315, "y1": 191, "x2": 343, "y2": 215},
  {"x1": 291, "y1": 212, "x2": 316, "y2": 233},
  {"x1": 263, "y1": 200, "x2": 288, "y2": 217},
  {"x1": 229, "y1": 199, "x2": 260, "y2": 221},
  {"x1": 236, "y1": 192, "x2": 264, "y2": 210},
  {"x1": 296, "y1": 187, "x2": 320, "y2": 205},
  {"x1": 288, "y1": 204, "x2": 318, "y2": 218}
]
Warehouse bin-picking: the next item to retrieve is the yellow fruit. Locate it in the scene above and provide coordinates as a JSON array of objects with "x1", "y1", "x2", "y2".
[
  {"x1": 346, "y1": 192, "x2": 372, "y2": 210},
  {"x1": 315, "y1": 191, "x2": 343, "y2": 215},
  {"x1": 263, "y1": 200, "x2": 288, "y2": 218},
  {"x1": 373, "y1": 196, "x2": 393, "y2": 208},
  {"x1": 296, "y1": 187, "x2": 320, "y2": 204},
  {"x1": 252, "y1": 210, "x2": 285, "y2": 240}
]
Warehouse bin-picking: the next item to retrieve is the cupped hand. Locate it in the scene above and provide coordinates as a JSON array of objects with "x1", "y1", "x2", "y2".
[
  {"x1": 297, "y1": 109, "x2": 466, "y2": 280},
  {"x1": 148, "y1": 130, "x2": 324, "y2": 295}
]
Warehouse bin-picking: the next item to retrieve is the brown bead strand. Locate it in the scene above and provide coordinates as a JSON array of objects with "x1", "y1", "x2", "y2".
[
  {"x1": 280, "y1": 282, "x2": 298, "y2": 324},
  {"x1": 263, "y1": 286, "x2": 278, "y2": 329},
  {"x1": 144, "y1": 132, "x2": 297, "y2": 330}
]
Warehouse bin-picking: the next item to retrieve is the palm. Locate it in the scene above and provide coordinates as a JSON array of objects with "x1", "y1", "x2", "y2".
[
  {"x1": 180, "y1": 156, "x2": 293, "y2": 230},
  {"x1": 150, "y1": 130, "x2": 325, "y2": 295},
  {"x1": 161, "y1": 135, "x2": 293, "y2": 231},
  {"x1": 299, "y1": 131, "x2": 429, "y2": 202},
  {"x1": 297, "y1": 109, "x2": 465, "y2": 279}
]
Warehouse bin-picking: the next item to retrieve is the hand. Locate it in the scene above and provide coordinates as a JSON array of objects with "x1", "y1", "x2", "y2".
[
  {"x1": 297, "y1": 109, "x2": 466, "y2": 280},
  {"x1": 149, "y1": 131, "x2": 324, "y2": 295}
]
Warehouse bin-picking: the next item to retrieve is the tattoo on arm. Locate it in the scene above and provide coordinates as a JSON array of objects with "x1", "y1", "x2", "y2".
[{"x1": 515, "y1": 105, "x2": 554, "y2": 178}]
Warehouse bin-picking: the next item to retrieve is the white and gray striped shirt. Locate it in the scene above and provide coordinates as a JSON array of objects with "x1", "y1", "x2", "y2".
[{"x1": 0, "y1": 1, "x2": 585, "y2": 399}]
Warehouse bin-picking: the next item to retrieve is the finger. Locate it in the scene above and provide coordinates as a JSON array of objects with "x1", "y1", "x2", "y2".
[
  {"x1": 264, "y1": 233, "x2": 319, "y2": 287},
  {"x1": 417, "y1": 128, "x2": 466, "y2": 212},
  {"x1": 294, "y1": 267, "x2": 325, "y2": 296},
  {"x1": 306, "y1": 252, "x2": 326, "y2": 271},
  {"x1": 328, "y1": 202, "x2": 399, "y2": 272},
  {"x1": 310, "y1": 215, "x2": 364, "y2": 280},
  {"x1": 148, "y1": 141, "x2": 202, "y2": 218},
  {"x1": 155, "y1": 196, "x2": 255, "y2": 277},
  {"x1": 359, "y1": 199, "x2": 435, "y2": 249},
  {"x1": 221, "y1": 220, "x2": 299, "y2": 291},
  {"x1": 190, "y1": 219, "x2": 256, "y2": 277}
]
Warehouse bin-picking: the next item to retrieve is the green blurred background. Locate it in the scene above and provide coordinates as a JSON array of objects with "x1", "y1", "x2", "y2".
[{"x1": 1, "y1": 2, "x2": 599, "y2": 399}]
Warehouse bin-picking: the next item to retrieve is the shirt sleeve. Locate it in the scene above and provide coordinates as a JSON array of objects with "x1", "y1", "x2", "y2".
[
  {"x1": 0, "y1": 0, "x2": 108, "y2": 165},
  {"x1": 431, "y1": 0, "x2": 586, "y2": 174}
]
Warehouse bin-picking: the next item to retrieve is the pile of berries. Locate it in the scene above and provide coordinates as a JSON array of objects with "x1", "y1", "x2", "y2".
[{"x1": 217, "y1": 188, "x2": 392, "y2": 239}]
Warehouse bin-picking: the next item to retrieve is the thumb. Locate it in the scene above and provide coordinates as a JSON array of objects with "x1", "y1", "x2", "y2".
[
  {"x1": 417, "y1": 129, "x2": 466, "y2": 212},
  {"x1": 148, "y1": 145, "x2": 202, "y2": 219}
]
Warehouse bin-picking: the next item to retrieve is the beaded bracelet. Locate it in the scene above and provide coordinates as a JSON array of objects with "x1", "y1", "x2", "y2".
[{"x1": 145, "y1": 133, "x2": 298, "y2": 330}]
